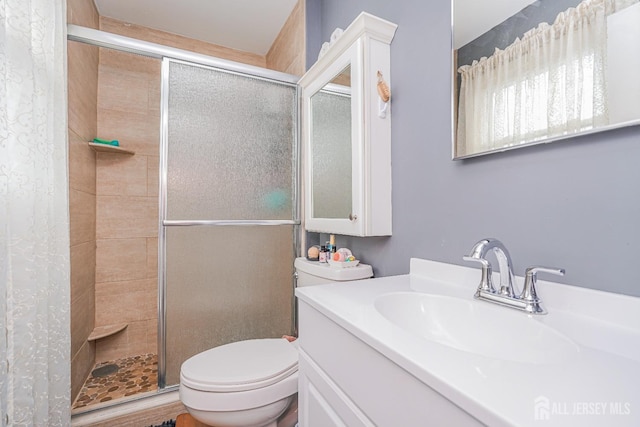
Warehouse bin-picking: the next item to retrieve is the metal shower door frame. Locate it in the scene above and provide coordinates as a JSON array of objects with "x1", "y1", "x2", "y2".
[{"x1": 157, "y1": 57, "x2": 301, "y2": 389}]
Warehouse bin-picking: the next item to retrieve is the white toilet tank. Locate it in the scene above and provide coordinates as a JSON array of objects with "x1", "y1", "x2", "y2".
[{"x1": 294, "y1": 257, "x2": 373, "y2": 286}]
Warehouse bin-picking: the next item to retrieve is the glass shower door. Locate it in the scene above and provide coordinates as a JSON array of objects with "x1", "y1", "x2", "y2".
[{"x1": 160, "y1": 59, "x2": 298, "y2": 386}]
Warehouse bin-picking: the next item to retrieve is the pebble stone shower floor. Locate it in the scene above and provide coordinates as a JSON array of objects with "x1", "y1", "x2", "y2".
[{"x1": 72, "y1": 353, "x2": 158, "y2": 410}]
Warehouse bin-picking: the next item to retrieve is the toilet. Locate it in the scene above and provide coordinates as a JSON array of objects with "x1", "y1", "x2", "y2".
[{"x1": 179, "y1": 256, "x2": 373, "y2": 427}]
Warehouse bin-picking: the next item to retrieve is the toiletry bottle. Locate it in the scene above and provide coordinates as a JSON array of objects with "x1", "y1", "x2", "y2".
[
  {"x1": 330, "y1": 234, "x2": 336, "y2": 253},
  {"x1": 319, "y1": 245, "x2": 327, "y2": 263}
]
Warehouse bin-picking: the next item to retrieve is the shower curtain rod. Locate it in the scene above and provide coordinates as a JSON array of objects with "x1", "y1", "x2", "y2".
[{"x1": 66, "y1": 24, "x2": 300, "y2": 85}]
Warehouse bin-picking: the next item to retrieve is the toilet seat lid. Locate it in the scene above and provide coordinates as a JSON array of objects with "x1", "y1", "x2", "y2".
[{"x1": 180, "y1": 338, "x2": 298, "y2": 392}]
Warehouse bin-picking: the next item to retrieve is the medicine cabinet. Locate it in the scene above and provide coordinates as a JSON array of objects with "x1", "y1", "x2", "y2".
[{"x1": 299, "y1": 12, "x2": 397, "y2": 236}]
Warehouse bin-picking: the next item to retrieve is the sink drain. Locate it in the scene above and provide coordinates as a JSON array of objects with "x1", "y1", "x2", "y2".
[{"x1": 91, "y1": 363, "x2": 119, "y2": 378}]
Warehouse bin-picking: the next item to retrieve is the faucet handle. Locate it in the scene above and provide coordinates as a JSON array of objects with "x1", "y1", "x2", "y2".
[
  {"x1": 520, "y1": 266, "x2": 565, "y2": 305},
  {"x1": 463, "y1": 256, "x2": 495, "y2": 295}
]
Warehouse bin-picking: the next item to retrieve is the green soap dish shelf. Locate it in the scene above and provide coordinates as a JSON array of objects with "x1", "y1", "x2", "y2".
[{"x1": 88, "y1": 139, "x2": 134, "y2": 155}]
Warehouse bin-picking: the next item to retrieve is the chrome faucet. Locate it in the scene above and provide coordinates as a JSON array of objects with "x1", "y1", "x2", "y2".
[
  {"x1": 463, "y1": 238, "x2": 564, "y2": 314},
  {"x1": 464, "y1": 238, "x2": 516, "y2": 298}
]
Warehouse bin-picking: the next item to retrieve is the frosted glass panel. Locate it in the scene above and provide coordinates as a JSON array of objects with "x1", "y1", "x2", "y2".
[
  {"x1": 162, "y1": 60, "x2": 297, "y2": 387},
  {"x1": 311, "y1": 89, "x2": 352, "y2": 219},
  {"x1": 164, "y1": 226, "x2": 294, "y2": 386},
  {"x1": 166, "y1": 61, "x2": 296, "y2": 220}
]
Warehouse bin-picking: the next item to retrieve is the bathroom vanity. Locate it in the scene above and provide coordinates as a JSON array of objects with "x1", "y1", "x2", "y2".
[
  {"x1": 297, "y1": 298, "x2": 481, "y2": 426},
  {"x1": 295, "y1": 258, "x2": 640, "y2": 426}
]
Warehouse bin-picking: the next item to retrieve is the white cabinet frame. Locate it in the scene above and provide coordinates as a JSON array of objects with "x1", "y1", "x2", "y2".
[{"x1": 299, "y1": 13, "x2": 397, "y2": 236}]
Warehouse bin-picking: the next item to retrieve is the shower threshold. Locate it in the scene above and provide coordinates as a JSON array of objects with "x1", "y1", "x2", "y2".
[{"x1": 72, "y1": 353, "x2": 158, "y2": 413}]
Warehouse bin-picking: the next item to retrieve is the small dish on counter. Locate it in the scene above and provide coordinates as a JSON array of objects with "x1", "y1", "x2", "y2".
[{"x1": 328, "y1": 259, "x2": 360, "y2": 268}]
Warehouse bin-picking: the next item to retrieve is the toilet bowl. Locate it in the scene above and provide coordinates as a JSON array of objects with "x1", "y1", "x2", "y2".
[
  {"x1": 180, "y1": 338, "x2": 298, "y2": 427},
  {"x1": 179, "y1": 257, "x2": 374, "y2": 427}
]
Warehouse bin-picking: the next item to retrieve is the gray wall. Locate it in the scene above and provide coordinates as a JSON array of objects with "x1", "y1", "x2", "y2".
[
  {"x1": 305, "y1": 0, "x2": 322, "y2": 70},
  {"x1": 306, "y1": 0, "x2": 640, "y2": 297}
]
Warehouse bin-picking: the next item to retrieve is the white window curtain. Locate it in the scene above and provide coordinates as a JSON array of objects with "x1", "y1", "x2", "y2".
[
  {"x1": 0, "y1": 0, "x2": 70, "y2": 425},
  {"x1": 457, "y1": 0, "x2": 638, "y2": 156}
]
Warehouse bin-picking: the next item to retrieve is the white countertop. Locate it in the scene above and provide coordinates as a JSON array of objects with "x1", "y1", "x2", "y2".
[{"x1": 295, "y1": 258, "x2": 640, "y2": 427}]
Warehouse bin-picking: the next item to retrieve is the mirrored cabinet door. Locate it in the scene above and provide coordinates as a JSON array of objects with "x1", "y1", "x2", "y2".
[
  {"x1": 310, "y1": 65, "x2": 353, "y2": 221},
  {"x1": 302, "y1": 37, "x2": 365, "y2": 236}
]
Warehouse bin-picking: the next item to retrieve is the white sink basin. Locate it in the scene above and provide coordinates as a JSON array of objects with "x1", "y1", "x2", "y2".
[{"x1": 374, "y1": 292, "x2": 580, "y2": 364}]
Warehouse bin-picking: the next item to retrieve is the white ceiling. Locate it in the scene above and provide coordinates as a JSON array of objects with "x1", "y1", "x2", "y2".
[
  {"x1": 454, "y1": 0, "x2": 538, "y2": 49},
  {"x1": 94, "y1": 0, "x2": 298, "y2": 56}
]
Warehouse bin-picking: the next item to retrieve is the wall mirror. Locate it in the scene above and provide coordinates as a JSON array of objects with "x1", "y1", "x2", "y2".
[{"x1": 453, "y1": 0, "x2": 640, "y2": 159}]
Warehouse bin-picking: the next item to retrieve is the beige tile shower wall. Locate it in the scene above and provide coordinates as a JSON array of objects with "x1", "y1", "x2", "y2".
[
  {"x1": 95, "y1": 47, "x2": 161, "y2": 363},
  {"x1": 266, "y1": 0, "x2": 306, "y2": 76},
  {"x1": 67, "y1": 0, "x2": 99, "y2": 402}
]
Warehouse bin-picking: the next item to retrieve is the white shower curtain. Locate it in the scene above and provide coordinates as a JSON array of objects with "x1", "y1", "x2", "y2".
[{"x1": 0, "y1": 0, "x2": 71, "y2": 425}]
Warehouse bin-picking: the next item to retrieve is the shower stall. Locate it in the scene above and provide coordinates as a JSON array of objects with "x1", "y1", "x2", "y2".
[{"x1": 68, "y1": 26, "x2": 300, "y2": 412}]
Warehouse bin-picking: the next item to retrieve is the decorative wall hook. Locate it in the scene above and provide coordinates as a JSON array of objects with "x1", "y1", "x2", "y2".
[{"x1": 377, "y1": 71, "x2": 390, "y2": 118}]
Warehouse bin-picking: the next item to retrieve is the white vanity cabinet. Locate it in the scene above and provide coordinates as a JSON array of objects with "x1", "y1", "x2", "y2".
[
  {"x1": 297, "y1": 351, "x2": 372, "y2": 427},
  {"x1": 299, "y1": 13, "x2": 397, "y2": 237},
  {"x1": 296, "y1": 300, "x2": 483, "y2": 427},
  {"x1": 296, "y1": 257, "x2": 640, "y2": 427}
]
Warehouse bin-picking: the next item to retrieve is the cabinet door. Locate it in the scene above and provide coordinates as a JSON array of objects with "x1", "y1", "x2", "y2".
[
  {"x1": 303, "y1": 41, "x2": 364, "y2": 236},
  {"x1": 299, "y1": 374, "x2": 346, "y2": 427},
  {"x1": 298, "y1": 350, "x2": 374, "y2": 427}
]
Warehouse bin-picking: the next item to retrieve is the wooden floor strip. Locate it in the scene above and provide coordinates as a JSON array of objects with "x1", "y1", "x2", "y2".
[{"x1": 176, "y1": 413, "x2": 209, "y2": 427}]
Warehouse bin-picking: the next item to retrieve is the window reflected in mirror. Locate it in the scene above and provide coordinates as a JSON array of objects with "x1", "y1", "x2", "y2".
[
  {"x1": 311, "y1": 65, "x2": 352, "y2": 219},
  {"x1": 453, "y1": 0, "x2": 640, "y2": 159}
]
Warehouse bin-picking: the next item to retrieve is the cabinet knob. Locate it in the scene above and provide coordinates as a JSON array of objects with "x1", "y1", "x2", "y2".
[{"x1": 349, "y1": 213, "x2": 358, "y2": 221}]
